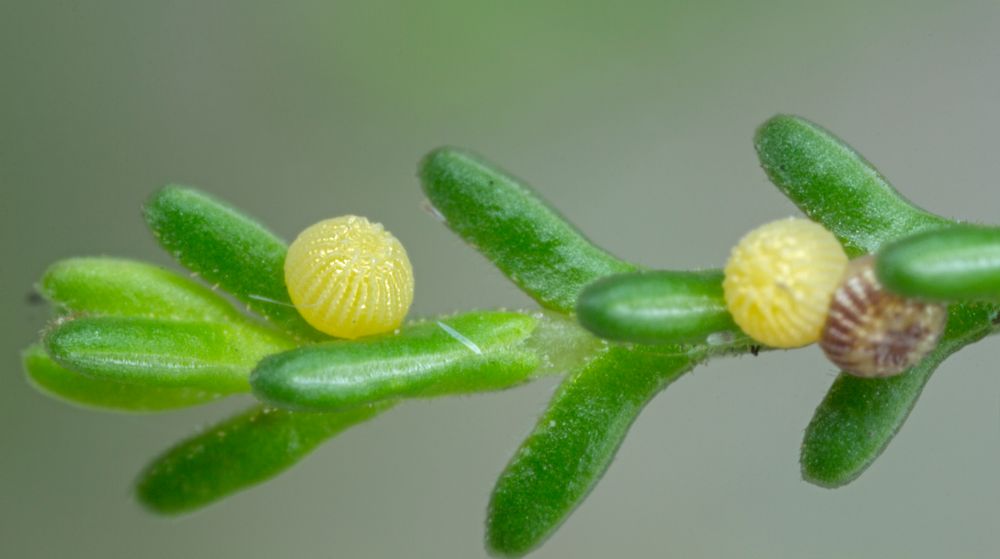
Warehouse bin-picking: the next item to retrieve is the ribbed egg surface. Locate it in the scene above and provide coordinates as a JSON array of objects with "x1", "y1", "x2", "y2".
[
  {"x1": 820, "y1": 255, "x2": 946, "y2": 378},
  {"x1": 723, "y1": 218, "x2": 849, "y2": 348},
  {"x1": 284, "y1": 215, "x2": 414, "y2": 339}
]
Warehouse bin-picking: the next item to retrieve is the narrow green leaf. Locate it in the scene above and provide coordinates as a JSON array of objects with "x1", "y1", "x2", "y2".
[
  {"x1": 576, "y1": 269, "x2": 741, "y2": 345},
  {"x1": 801, "y1": 302, "x2": 996, "y2": 487},
  {"x1": 754, "y1": 115, "x2": 950, "y2": 257},
  {"x1": 144, "y1": 186, "x2": 325, "y2": 341},
  {"x1": 136, "y1": 402, "x2": 393, "y2": 515},
  {"x1": 877, "y1": 224, "x2": 1000, "y2": 302},
  {"x1": 45, "y1": 317, "x2": 293, "y2": 393},
  {"x1": 23, "y1": 344, "x2": 222, "y2": 412},
  {"x1": 755, "y1": 115, "x2": 998, "y2": 488},
  {"x1": 486, "y1": 345, "x2": 701, "y2": 557},
  {"x1": 252, "y1": 312, "x2": 540, "y2": 411},
  {"x1": 420, "y1": 148, "x2": 637, "y2": 313},
  {"x1": 41, "y1": 257, "x2": 247, "y2": 322}
]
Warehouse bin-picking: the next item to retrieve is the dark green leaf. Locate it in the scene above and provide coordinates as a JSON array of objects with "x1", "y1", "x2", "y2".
[
  {"x1": 252, "y1": 312, "x2": 540, "y2": 411},
  {"x1": 877, "y1": 224, "x2": 1000, "y2": 302},
  {"x1": 136, "y1": 402, "x2": 393, "y2": 514},
  {"x1": 576, "y1": 269, "x2": 740, "y2": 345},
  {"x1": 754, "y1": 115, "x2": 1000, "y2": 488},
  {"x1": 23, "y1": 344, "x2": 221, "y2": 412},
  {"x1": 754, "y1": 115, "x2": 950, "y2": 257},
  {"x1": 801, "y1": 302, "x2": 997, "y2": 487},
  {"x1": 486, "y1": 345, "x2": 702, "y2": 556},
  {"x1": 144, "y1": 186, "x2": 325, "y2": 341},
  {"x1": 420, "y1": 148, "x2": 637, "y2": 312}
]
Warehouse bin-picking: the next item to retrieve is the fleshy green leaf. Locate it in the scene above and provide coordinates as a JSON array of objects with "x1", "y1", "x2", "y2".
[
  {"x1": 45, "y1": 317, "x2": 293, "y2": 393},
  {"x1": 144, "y1": 186, "x2": 325, "y2": 342},
  {"x1": 801, "y1": 302, "x2": 997, "y2": 487},
  {"x1": 23, "y1": 344, "x2": 221, "y2": 412},
  {"x1": 136, "y1": 402, "x2": 393, "y2": 515},
  {"x1": 252, "y1": 312, "x2": 540, "y2": 411},
  {"x1": 576, "y1": 269, "x2": 741, "y2": 345},
  {"x1": 41, "y1": 257, "x2": 248, "y2": 322},
  {"x1": 877, "y1": 224, "x2": 1000, "y2": 302},
  {"x1": 420, "y1": 148, "x2": 637, "y2": 313},
  {"x1": 755, "y1": 115, "x2": 1000, "y2": 488},
  {"x1": 486, "y1": 345, "x2": 702, "y2": 557},
  {"x1": 754, "y1": 115, "x2": 950, "y2": 257}
]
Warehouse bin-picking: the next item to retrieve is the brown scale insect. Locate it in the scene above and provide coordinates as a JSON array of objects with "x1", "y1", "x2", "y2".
[{"x1": 820, "y1": 255, "x2": 947, "y2": 378}]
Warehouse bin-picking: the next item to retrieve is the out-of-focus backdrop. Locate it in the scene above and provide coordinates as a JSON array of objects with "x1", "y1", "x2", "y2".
[{"x1": 2, "y1": 1, "x2": 999, "y2": 557}]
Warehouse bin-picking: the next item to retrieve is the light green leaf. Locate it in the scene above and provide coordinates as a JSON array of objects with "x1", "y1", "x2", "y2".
[
  {"x1": 23, "y1": 344, "x2": 222, "y2": 412},
  {"x1": 41, "y1": 257, "x2": 248, "y2": 322},
  {"x1": 45, "y1": 317, "x2": 293, "y2": 393}
]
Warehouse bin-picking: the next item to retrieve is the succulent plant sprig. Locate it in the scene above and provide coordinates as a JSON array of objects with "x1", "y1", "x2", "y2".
[{"x1": 23, "y1": 114, "x2": 1000, "y2": 557}]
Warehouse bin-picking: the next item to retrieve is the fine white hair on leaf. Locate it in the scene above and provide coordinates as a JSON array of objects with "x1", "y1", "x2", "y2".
[
  {"x1": 436, "y1": 321, "x2": 483, "y2": 355},
  {"x1": 421, "y1": 199, "x2": 446, "y2": 222},
  {"x1": 706, "y1": 331, "x2": 736, "y2": 346},
  {"x1": 247, "y1": 294, "x2": 317, "y2": 309}
]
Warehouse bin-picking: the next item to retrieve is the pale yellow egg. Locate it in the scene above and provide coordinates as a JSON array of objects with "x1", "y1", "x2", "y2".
[
  {"x1": 284, "y1": 215, "x2": 414, "y2": 339},
  {"x1": 723, "y1": 217, "x2": 848, "y2": 348}
]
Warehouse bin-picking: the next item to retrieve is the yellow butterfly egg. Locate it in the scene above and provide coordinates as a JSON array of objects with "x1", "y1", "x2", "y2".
[
  {"x1": 723, "y1": 217, "x2": 848, "y2": 348},
  {"x1": 284, "y1": 215, "x2": 414, "y2": 339}
]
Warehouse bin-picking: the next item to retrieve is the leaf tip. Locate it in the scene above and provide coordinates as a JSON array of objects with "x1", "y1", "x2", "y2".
[
  {"x1": 799, "y1": 450, "x2": 857, "y2": 489},
  {"x1": 753, "y1": 114, "x2": 811, "y2": 155},
  {"x1": 418, "y1": 146, "x2": 477, "y2": 195},
  {"x1": 20, "y1": 343, "x2": 48, "y2": 378},
  {"x1": 134, "y1": 471, "x2": 191, "y2": 517},
  {"x1": 143, "y1": 184, "x2": 218, "y2": 229},
  {"x1": 484, "y1": 505, "x2": 538, "y2": 558},
  {"x1": 41, "y1": 318, "x2": 73, "y2": 363},
  {"x1": 143, "y1": 183, "x2": 184, "y2": 212}
]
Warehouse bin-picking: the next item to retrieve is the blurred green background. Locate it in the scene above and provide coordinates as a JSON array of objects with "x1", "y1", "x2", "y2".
[{"x1": 3, "y1": 1, "x2": 999, "y2": 557}]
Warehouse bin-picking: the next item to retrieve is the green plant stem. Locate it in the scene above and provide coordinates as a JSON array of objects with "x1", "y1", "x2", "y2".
[{"x1": 21, "y1": 116, "x2": 1000, "y2": 557}]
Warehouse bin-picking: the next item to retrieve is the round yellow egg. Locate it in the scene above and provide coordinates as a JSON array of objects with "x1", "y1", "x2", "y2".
[
  {"x1": 723, "y1": 217, "x2": 848, "y2": 348},
  {"x1": 284, "y1": 215, "x2": 414, "y2": 339}
]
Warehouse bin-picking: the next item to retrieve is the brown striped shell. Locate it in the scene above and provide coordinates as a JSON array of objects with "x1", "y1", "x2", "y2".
[
  {"x1": 284, "y1": 215, "x2": 414, "y2": 339},
  {"x1": 820, "y1": 255, "x2": 946, "y2": 378}
]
